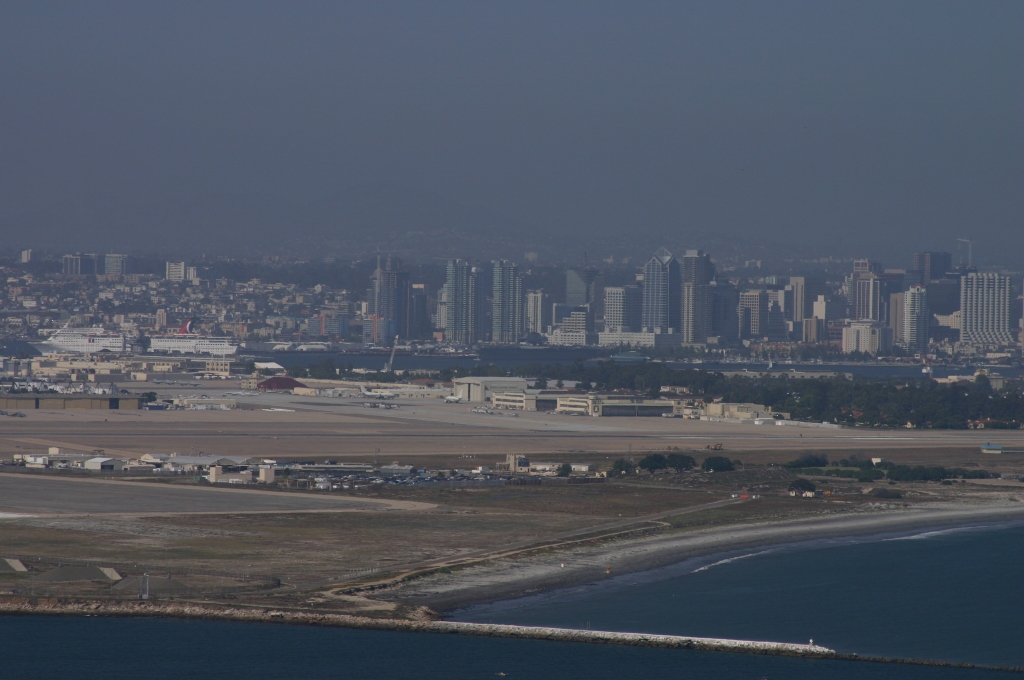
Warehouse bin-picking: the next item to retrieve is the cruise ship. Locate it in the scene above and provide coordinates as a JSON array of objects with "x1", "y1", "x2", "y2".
[
  {"x1": 37, "y1": 326, "x2": 129, "y2": 354},
  {"x1": 147, "y1": 320, "x2": 238, "y2": 356}
]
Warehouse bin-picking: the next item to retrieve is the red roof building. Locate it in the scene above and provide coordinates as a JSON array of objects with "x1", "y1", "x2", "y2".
[{"x1": 257, "y1": 376, "x2": 307, "y2": 392}]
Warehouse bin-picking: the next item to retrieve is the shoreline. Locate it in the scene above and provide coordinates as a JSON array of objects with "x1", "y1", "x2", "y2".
[{"x1": 371, "y1": 502, "x2": 1024, "y2": 613}]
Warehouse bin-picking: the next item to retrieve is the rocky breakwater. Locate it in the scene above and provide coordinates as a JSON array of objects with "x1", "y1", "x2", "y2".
[{"x1": 0, "y1": 597, "x2": 834, "y2": 659}]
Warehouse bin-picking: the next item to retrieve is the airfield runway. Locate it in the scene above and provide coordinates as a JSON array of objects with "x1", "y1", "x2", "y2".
[{"x1": 0, "y1": 381, "x2": 1019, "y2": 470}]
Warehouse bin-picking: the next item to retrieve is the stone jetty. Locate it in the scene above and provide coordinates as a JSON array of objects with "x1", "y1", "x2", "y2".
[
  {"x1": 0, "y1": 597, "x2": 832, "y2": 657},
  {"x1": 2, "y1": 597, "x2": 1022, "y2": 671}
]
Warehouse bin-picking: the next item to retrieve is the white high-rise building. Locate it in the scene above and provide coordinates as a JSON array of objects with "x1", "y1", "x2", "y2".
[
  {"x1": 902, "y1": 285, "x2": 929, "y2": 352},
  {"x1": 603, "y1": 285, "x2": 642, "y2": 333},
  {"x1": 959, "y1": 273, "x2": 1012, "y2": 345},
  {"x1": 166, "y1": 261, "x2": 186, "y2": 281},
  {"x1": 842, "y1": 321, "x2": 893, "y2": 355},
  {"x1": 104, "y1": 253, "x2": 130, "y2": 276},
  {"x1": 526, "y1": 290, "x2": 550, "y2": 334},
  {"x1": 62, "y1": 254, "x2": 81, "y2": 276}
]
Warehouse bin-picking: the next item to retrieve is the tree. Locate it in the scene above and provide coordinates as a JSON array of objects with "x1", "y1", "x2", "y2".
[
  {"x1": 610, "y1": 458, "x2": 634, "y2": 476},
  {"x1": 535, "y1": 378, "x2": 548, "y2": 389},
  {"x1": 784, "y1": 454, "x2": 829, "y2": 469},
  {"x1": 702, "y1": 456, "x2": 734, "y2": 472},
  {"x1": 556, "y1": 379, "x2": 564, "y2": 388},
  {"x1": 666, "y1": 453, "x2": 696, "y2": 470},
  {"x1": 638, "y1": 454, "x2": 668, "y2": 472},
  {"x1": 789, "y1": 478, "x2": 816, "y2": 493},
  {"x1": 557, "y1": 463, "x2": 572, "y2": 477},
  {"x1": 141, "y1": 392, "x2": 157, "y2": 403},
  {"x1": 577, "y1": 380, "x2": 593, "y2": 391}
]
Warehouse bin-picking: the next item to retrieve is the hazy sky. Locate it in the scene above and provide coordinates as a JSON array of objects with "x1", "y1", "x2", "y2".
[{"x1": 1, "y1": 2, "x2": 1021, "y2": 265}]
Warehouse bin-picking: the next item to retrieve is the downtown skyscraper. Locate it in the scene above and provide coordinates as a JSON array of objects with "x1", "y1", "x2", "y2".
[
  {"x1": 364, "y1": 255, "x2": 410, "y2": 346},
  {"x1": 680, "y1": 249, "x2": 713, "y2": 343},
  {"x1": 641, "y1": 247, "x2": 680, "y2": 333},
  {"x1": 444, "y1": 259, "x2": 485, "y2": 345},
  {"x1": 959, "y1": 273, "x2": 1013, "y2": 345},
  {"x1": 492, "y1": 260, "x2": 523, "y2": 344},
  {"x1": 902, "y1": 285, "x2": 929, "y2": 352}
]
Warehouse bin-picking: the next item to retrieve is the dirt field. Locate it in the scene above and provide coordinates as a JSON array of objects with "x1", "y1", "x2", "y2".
[
  {"x1": 0, "y1": 473, "x2": 423, "y2": 515},
  {"x1": 1, "y1": 390, "x2": 1022, "y2": 611}
]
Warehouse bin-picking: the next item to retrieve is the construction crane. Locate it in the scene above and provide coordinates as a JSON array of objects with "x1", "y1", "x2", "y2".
[
  {"x1": 957, "y1": 238, "x2": 974, "y2": 268},
  {"x1": 383, "y1": 336, "x2": 400, "y2": 373}
]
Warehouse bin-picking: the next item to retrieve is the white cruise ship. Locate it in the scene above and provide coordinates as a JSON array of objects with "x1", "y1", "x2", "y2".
[
  {"x1": 147, "y1": 320, "x2": 238, "y2": 356},
  {"x1": 38, "y1": 326, "x2": 129, "y2": 354}
]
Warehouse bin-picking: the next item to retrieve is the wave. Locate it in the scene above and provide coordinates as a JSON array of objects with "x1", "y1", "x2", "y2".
[
  {"x1": 882, "y1": 526, "x2": 988, "y2": 542},
  {"x1": 691, "y1": 550, "x2": 773, "y2": 573}
]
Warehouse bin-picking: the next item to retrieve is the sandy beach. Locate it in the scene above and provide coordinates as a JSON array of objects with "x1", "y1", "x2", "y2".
[{"x1": 377, "y1": 501, "x2": 1024, "y2": 613}]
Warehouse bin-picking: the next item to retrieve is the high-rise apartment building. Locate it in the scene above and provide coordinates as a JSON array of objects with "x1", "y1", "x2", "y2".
[
  {"x1": 889, "y1": 292, "x2": 905, "y2": 345},
  {"x1": 765, "y1": 302, "x2": 789, "y2": 341},
  {"x1": 902, "y1": 285, "x2": 929, "y2": 352},
  {"x1": 854, "y1": 274, "x2": 883, "y2": 321},
  {"x1": 444, "y1": 259, "x2": 484, "y2": 345},
  {"x1": 20, "y1": 250, "x2": 32, "y2": 263},
  {"x1": 166, "y1": 261, "x2": 186, "y2": 281},
  {"x1": 62, "y1": 255, "x2": 81, "y2": 276},
  {"x1": 680, "y1": 250, "x2": 713, "y2": 343},
  {"x1": 711, "y1": 283, "x2": 739, "y2": 341},
  {"x1": 641, "y1": 248, "x2": 680, "y2": 333},
  {"x1": 927, "y1": 278, "x2": 961, "y2": 315},
  {"x1": 853, "y1": 259, "x2": 883, "y2": 275},
  {"x1": 959, "y1": 273, "x2": 1012, "y2": 345},
  {"x1": 526, "y1": 290, "x2": 551, "y2": 334},
  {"x1": 435, "y1": 285, "x2": 449, "y2": 331},
  {"x1": 604, "y1": 285, "x2": 643, "y2": 333},
  {"x1": 492, "y1": 260, "x2": 523, "y2": 344},
  {"x1": 104, "y1": 254, "x2": 130, "y2": 276},
  {"x1": 738, "y1": 290, "x2": 768, "y2": 339},
  {"x1": 156, "y1": 309, "x2": 168, "y2": 328},
  {"x1": 80, "y1": 254, "x2": 101, "y2": 275},
  {"x1": 913, "y1": 252, "x2": 952, "y2": 284},
  {"x1": 409, "y1": 284, "x2": 429, "y2": 340},
  {"x1": 365, "y1": 256, "x2": 410, "y2": 346},
  {"x1": 842, "y1": 321, "x2": 893, "y2": 355},
  {"x1": 566, "y1": 268, "x2": 604, "y2": 319},
  {"x1": 787, "y1": 277, "x2": 825, "y2": 323}
]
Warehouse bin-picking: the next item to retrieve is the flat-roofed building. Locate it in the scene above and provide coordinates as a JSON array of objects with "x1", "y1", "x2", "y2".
[
  {"x1": 492, "y1": 392, "x2": 537, "y2": 410},
  {"x1": 842, "y1": 321, "x2": 893, "y2": 355},
  {"x1": 603, "y1": 285, "x2": 642, "y2": 332},
  {"x1": 960, "y1": 273, "x2": 1013, "y2": 346},
  {"x1": 453, "y1": 377, "x2": 530, "y2": 403}
]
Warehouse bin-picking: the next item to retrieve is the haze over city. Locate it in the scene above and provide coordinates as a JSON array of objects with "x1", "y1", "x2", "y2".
[{"x1": 1, "y1": 1, "x2": 1021, "y2": 264}]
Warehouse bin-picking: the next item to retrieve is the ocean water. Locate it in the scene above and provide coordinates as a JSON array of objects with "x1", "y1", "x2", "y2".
[
  {"x1": 3, "y1": 522, "x2": 1023, "y2": 679},
  {"x1": 0, "y1": 615, "x2": 1015, "y2": 680},
  {"x1": 454, "y1": 522, "x2": 1024, "y2": 668}
]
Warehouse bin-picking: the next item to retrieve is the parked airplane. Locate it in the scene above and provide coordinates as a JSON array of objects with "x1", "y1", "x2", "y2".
[
  {"x1": 443, "y1": 395, "x2": 463, "y2": 403},
  {"x1": 359, "y1": 386, "x2": 397, "y2": 400}
]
